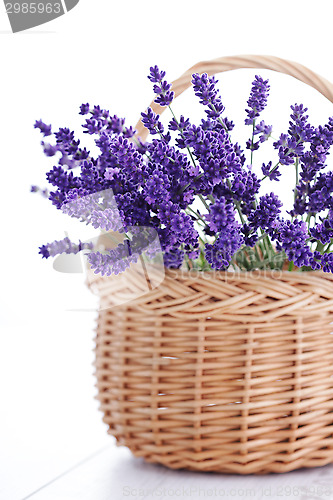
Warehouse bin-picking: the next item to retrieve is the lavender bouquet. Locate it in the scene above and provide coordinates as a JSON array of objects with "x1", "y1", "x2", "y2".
[{"x1": 32, "y1": 66, "x2": 333, "y2": 276}]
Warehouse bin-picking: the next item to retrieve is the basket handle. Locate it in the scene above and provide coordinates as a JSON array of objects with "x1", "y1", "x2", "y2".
[{"x1": 135, "y1": 54, "x2": 333, "y2": 141}]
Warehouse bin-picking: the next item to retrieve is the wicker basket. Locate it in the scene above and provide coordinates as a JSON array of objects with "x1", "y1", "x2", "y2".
[{"x1": 89, "y1": 55, "x2": 333, "y2": 474}]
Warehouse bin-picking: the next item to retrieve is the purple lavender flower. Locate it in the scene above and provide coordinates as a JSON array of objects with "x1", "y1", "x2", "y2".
[
  {"x1": 246, "y1": 139, "x2": 260, "y2": 152},
  {"x1": 204, "y1": 198, "x2": 243, "y2": 270},
  {"x1": 246, "y1": 120, "x2": 272, "y2": 152},
  {"x1": 34, "y1": 119, "x2": 52, "y2": 136},
  {"x1": 62, "y1": 189, "x2": 125, "y2": 233},
  {"x1": 123, "y1": 126, "x2": 136, "y2": 138},
  {"x1": 233, "y1": 142, "x2": 246, "y2": 165},
  {"x1": 82, "y1": 110, "x2": 125, "y2": 136},
  {"x1": 163, "y1": 248, "x2": 185, "y2": 268},
  {"x1": 55, "y1": 127, "x2": 74, "y2": 144},
  {"x1": 169, "y1": 115, "x2": 189, "y2": 131},
  {"x1": 310, "y1": 211, "x2": 333, "y2": 245},
  {"x1": 288, "y1": 104, "x2": 314, "y2": 142},
  {"x1": 90, "y1": 208, "x2": 124, "y2": 232},
  {"x1": 30, "y1": 185, "x2": 49, "y2": 198},
  {"x1": 141, "y1": 108, "x2": 164, "y2": 135},
  {"x1": 91, "y1": 105, "x2": 109, "y2": 120},
  {"x1": 79, "y1": 103, "x2": 90, "y2": 115},
  {"x1": 241, "y1": 223, "x2": 258, "y2": 247},
  {"x1": 87, "y1": 245, "x2": 135, "y2": 276},
  {"x1": 308, "y1": 172, "x2": 333, "y2": 213},
  {"x1": 291, "y1": 182, "x2": 308, "y2": 217},
  {"x1": 227, "y1": 169, "x2": 260, "y2": 215},
  {"x1": 41, "y1": 142, "x2": 59, "y2": 157},
  {"x1": 205, "y1": 226, "x2": 244, "y2": 270},
  {"x1": 104, "y1": 167, "x2": 121, "y2": 181},
  {"x1": 107, "y1": 115, "x2": 125, "y2": 134},
  {"x1": 148, "y1": 65, "x2": 174, "y2": 107},
  {"x1": 205, "y1": 198, "x2": 235, "y2": 232},
  {"x1": 48, "y1": 190, "x2": 66, "y2": 209},
  {"x1": 274, "y1": 134, "x2": 304, "y2": 165},
  {"x1": 274, "y1": 219, "x2": 314, "y2": 268},
  {"x1": 248, "y1": 192, "x2": 283, "y2": 234},
  {"x1": 168, "y1": 115, "x2": 190, "y2": 135},
  {"x1": 157, "y1": 201, "x2": 198, "y2": 250},
  {"x1": 183, "y1": 125, "x2": 242, "y2": 187},
  {"x1": 143, "y1": 170, "x2": 171, "y2": 205},
  {"x1": 320, "y1": 252, "x2": 333, "y2": 273},
  {"x1": 245, "y1": 75, "x2": 270, "y2": 125},
  {"x1": 87, "y1": 229, "x2": 159, "y2": 276},
  {"x1": 39, "y1": 237, "x2": 92, "y2": 259},
  {"x1": 148, "y1": 65, "x2": 166, "y2": 83},
  {"x1": 192, "y1": 73, "x2": 225, "y2": 119},
  {"x1": 299, "y1": 124, "x2": 333, "y2": 182},
  {"x1": 254, "y1": 120, "x2": 272, "y2": 142},
  {"x1": 261, "y1": 161, "x2": 281, "y2": 181},
  {"x1": 46, "y1": 166, "x2": 80, "y2": 191},
  {"x1": 83, "y1": 118, "x2": 103, "y2": 135}
]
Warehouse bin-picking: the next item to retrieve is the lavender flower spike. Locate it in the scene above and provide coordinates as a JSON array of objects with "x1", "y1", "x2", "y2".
[
  {"x1": 148, "y1": 65, "x2": 174, "y2": 107},
  {"x1": 39, "y1": 237, "x2": 93, "y2": 259},
  {"x1": 34, "y1": 119, "x2": 52, "y2": 137},
  {"x1": 245, "y1": 75, "x2": 270, "y2": 125},
  {"x1": 192, "y1": 73, "x2": 224, "y2": 119}
]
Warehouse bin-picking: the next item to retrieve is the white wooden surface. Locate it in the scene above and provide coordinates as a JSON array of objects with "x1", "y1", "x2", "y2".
[
  {"x1": 2, "y1": 309, "x2": 333, "y2": 500},
  {"x1": 8, "y1": 445, "x2": 333, "y2": 500}
]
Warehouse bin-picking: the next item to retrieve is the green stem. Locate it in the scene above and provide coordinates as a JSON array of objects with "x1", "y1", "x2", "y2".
[
  {"x1": 323, "y1": 241, "x2": 332, "y2": 253},
  {"x1": 184, "y1": 254, "x2": 191, "y2": 270},
  {"x1": 315, "y1": 241, "x2": 325, "y2": 254},
  {"x1": 186, "y1": 206, "x2": 207, "y2": 226},
  {"x1": 295, "y1": 157, "x2": 299, "y2": 200},
  {"x1": 199, "y1": 194, "x2": 210, "y2": 211},
  {"x1": 250, "y1": 119, "x2": 255, "y2": 166},
  {"x1": 306, "y1": 213, "x2": 312, "y2": 231}
]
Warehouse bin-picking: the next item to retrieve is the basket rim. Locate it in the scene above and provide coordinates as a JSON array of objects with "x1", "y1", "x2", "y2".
[
  {"x1": 164, "y1": 267, "x2": 333, "y2": 280},
  {"x1": 86, "y1": 264, "x2": 333, "y2": 292}
]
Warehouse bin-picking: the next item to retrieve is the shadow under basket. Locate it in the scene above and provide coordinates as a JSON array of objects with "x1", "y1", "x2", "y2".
[{"x1": 89, "y1": 268, "x2": 333, "y2": 475}]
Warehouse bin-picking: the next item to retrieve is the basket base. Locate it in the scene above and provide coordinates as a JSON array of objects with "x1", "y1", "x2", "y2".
[
  {"x1": 94, "y1": 269, "x2": 333, "y2": 475},
  {"x1": 110, "y1": 433, "x2": 333, "y2": 474}
]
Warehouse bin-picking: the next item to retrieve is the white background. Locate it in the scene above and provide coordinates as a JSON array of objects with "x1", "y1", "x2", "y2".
[{"x1": 2, "y1": 1, "x2": 333, "y2": 499}]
